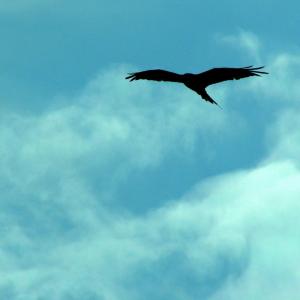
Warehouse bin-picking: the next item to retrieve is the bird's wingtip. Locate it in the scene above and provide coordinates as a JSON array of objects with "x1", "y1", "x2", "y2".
[
  {"x1": 246, "y1": 66, "x2": 269, "y2": 75},
  {"x1": 125, "y1": 73, "x2": 136, "y2": 80}
]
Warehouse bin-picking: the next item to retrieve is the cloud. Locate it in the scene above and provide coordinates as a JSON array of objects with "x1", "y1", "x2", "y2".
[
  {"x1": 218, "y1": 30, "x2": 262, "y2": 63},
  {"x1": 219, "y1": 31, "x2": 300, "y2": 106},
  {"x1": 0, "y1": 65, "x2": 229, "y2": 192},
  {"x1": 1, "y1": 45, "x2": 300, "y2": 299},
  {"x1": 2, "y1": 154, "x2": 300, "y2": 299},
  {"x1": 249, "y1": 53, "x2": 300, "y2": 104},
  {"x1": 47, "y1": 110, "x2": 300, "y2": 300},
  {"x1": 265, "y1": 109, "x2": 300, "y2": 165},
  {"x1": 0, "y1": 64, "x2": 233, "y2": 298}
]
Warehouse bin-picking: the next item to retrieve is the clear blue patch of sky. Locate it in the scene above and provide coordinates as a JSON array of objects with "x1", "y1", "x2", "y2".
[{"x1": 1, "y1": 0, "x2": 299, "y2": 109}]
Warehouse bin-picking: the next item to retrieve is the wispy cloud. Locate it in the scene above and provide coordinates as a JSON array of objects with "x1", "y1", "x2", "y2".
[
  {"x1": 1, "y1": 42, "x2": 300, "y2": 299},
  {"x1": 0, "y1": 64, "x2": 232, "y2": 298},
  {"x1": 0, "y1": 65, "x2": 229, "y2": 191},
  {"x1": 218, "y1": 30, "x2": 262, "y2": 63},
  {"x1": 218, "y1": 31, "x2": 300, "y2": 108},
  {"x1": 251, "y1": 53, "x2": 300, "y2": 103}
]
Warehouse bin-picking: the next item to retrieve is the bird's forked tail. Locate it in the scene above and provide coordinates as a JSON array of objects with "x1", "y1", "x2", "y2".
[{"x1": 198, "y1": 89, "x2": 222, "y2": 109}]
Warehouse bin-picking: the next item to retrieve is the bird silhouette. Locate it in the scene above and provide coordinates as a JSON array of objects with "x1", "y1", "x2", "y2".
[{"x1": 126, "y1": 66, "x2": 268, "y2": 107}]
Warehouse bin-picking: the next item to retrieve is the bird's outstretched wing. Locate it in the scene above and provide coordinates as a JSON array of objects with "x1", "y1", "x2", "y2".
[
  {"x1": 126, "y1": 69, "x2": 183, "y2": 83},
  {"x1": 198, "y1": 66, "x2": 268, "y2": 87}
]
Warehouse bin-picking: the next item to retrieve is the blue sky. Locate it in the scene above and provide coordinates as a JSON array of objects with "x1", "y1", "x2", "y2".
[{"x1": 1, "y1": 1, "x2": 300, "y2": 299}]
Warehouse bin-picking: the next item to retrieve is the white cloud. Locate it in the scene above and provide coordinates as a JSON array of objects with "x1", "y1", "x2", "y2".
[
  {"x1": 0, "y1": 65, "x2": 229, "y2": 193},
  {"x1": 219, "y1": 31, "x2": 300, "y2": 106},
  {"x1": 219, "y1": 30, "x2": 262, "y2": 63},
  {"x1": 265, "y1": 109, "x2": 300, "y2": 166},
  {"x1": 250, "y1": 53, "x2": 300, "y2": 103},
  {"x1": 2, "y1": 158, "x2": 300, "y2": 299},
  {"x1": 0, "y1": 64, "x2": 234, "y2": 298},
  {"x1": 1, "y1": 52, "x2": 300, "y2": 299}
]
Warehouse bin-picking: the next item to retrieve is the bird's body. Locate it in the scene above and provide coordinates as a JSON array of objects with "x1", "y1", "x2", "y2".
[{"x1": 126, "y1": 66, "x2": 268, "y2": 107}]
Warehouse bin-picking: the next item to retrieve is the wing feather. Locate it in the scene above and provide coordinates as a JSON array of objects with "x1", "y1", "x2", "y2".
[
  {"x1": 198, "y1": 66, "x2": 268, "y2": 87},
  {"x1": 126, "y1": 69, "x2": 183, "y2": 83}
]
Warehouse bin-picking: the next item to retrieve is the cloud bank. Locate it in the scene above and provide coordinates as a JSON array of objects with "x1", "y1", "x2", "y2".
[{"x1": 1, "y1": 36, "x2": 300, "y2": 299}]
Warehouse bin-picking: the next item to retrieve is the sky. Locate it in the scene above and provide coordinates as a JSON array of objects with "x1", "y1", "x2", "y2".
[{"x1": 1, "y1": 1, "x2": 300, "y2": 299}]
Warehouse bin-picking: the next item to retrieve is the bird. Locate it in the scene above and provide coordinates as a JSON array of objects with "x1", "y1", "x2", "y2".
[{"x1": 125, "y1": 66, "x2": 268, "y2": 108}]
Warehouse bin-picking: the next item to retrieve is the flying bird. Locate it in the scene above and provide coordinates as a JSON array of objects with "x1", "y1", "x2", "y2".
[{"x1": 126, "y1": 66, "x2": 268, "y2": 107}]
